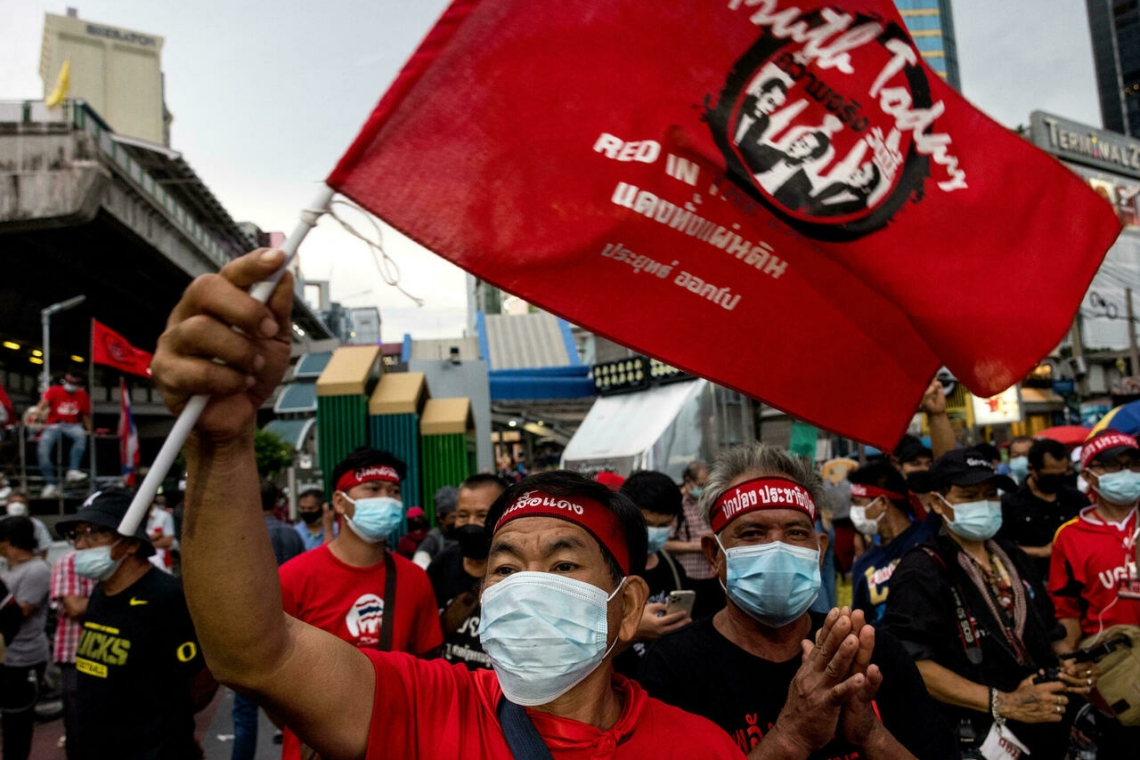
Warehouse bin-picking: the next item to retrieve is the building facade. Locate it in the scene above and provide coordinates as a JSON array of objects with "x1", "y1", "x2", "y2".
[
  {"x1": 1086, "y1": 0, "x2": 1140, "y2": 139},
  {"x1": 1028, "y1": 111, "x2": 1140, "y2": 399},
  {"x1": 41, "y1": 11, "x2": 172, "y2": 146},
  {"x1": 894, "y1": 0, "x2": 961, "y2": 89}
]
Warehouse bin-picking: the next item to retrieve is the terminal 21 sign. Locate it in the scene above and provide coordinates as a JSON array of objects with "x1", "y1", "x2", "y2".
[
  {"x1": 1031, "y1": 111, "x2": 1140, "y2": 180},
  {"x1": 1031, "y1": 112, "x2": 1140, "y2": 229}
]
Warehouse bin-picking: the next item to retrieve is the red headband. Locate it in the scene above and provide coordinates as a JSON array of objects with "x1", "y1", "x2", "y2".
[
  {"x1": 710, "y1": 477, "x2": 816, "y2": 533},
  {"x1": 850, "y1": 483, "x2": 905, "y2": 502},
  {"x1": 336, "y1": 465, "x2": 400, "y2": 493},
  {"x1": 1081, "y1": 432, "x2": 1140, "y2": 470},
  {"x1": 493, "y1": 490, "x2": 631, "y2": 575}
]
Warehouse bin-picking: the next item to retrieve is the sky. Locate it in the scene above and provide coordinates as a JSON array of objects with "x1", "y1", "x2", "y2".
[{"x1": 0, "y1": 0, "x2": 1105, "y2": 342}]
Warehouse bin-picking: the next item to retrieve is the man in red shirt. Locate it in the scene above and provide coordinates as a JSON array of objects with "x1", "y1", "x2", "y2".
[
  {"x1": 1051, "y1": 431, "x2": 1140, "y2": 651},
  {"x1": 141, "y1": 249, "x2": 908, "y2": 758},
  {"x1": 0, "y1": 385, "x2": 14, "y2": 429},
  {"x1": 276, "y1": 447, "x2": 443, "y2": 759},
  {"x1": 31, "y1": 369, "x2": 92, "y2": 498}
]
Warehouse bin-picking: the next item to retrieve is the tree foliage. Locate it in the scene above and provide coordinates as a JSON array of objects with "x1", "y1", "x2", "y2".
[{"x1": 255, "y1": 429, "x2": 294, "y2": 476}]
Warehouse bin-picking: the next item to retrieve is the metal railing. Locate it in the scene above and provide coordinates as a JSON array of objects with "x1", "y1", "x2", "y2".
[{"x1": 0, "y1": 99, "x2": 232, "y2": 269}]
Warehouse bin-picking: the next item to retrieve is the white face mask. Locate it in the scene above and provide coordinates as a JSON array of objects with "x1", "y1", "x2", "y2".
[{"x1": 849, "y1": 498, "x2": 883, "y2": 536}]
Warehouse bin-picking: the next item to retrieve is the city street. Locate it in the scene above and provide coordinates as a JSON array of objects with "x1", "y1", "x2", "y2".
[
  {"x1": 27, "y1": 689, "x2": 282, "y2": 760},
  {"x1": 3, "y1": 1, "x2": 1140, "y2": 759}
]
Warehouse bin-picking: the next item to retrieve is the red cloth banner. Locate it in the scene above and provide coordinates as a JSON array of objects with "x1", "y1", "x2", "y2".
[
  {"x1": 327, "y1": 0, "x2": 1121, "y2": 447},
  {"x1": 92, "y1": 320, "x2": 153, "y2": 379}
]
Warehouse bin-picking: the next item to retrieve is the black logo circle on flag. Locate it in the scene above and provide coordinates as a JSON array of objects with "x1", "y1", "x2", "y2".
[{"x1": 707, "y1": 11, "x2": 934, "y2": 242}]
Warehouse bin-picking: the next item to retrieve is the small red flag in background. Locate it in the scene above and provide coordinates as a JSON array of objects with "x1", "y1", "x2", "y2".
[
  {"x1": 92, "y1": 320, "x2": 153, "y2": 379},
  {"x1": 327, "y1": 0, "x2": 1121, "y2": 448}
]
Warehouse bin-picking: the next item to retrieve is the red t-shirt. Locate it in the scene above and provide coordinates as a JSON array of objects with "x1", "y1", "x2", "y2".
[
  {"x1": 0, "y1": 385, "x2": 14, "y2": 425},
  {"x1": 1049, "y1": 505, "x2": 1140, "y2": 637},
  {"x1": 42, "y1": 385, "x2": 90, "y2": 425},
  {"x1": 349, "y1": 650, "x2": 745, "y2": 759},
  {"x1": 279, "y1": 545, "x2": 444, "y2": 760}
]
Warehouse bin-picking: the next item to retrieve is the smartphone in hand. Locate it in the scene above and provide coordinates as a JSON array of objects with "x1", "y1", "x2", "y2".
[{"x1": 665, "y1": 590, "x2": 696, "y2": 618}]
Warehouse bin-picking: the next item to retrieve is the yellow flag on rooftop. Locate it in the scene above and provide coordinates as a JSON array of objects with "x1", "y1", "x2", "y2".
[{"x1": 45, "y1": 59, "x2": 71, "y2": 109}]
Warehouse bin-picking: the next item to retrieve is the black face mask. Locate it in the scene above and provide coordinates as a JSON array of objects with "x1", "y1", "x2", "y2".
[
  {"x1": 455, "y1": 523, "x2": 490, "y2": 560},
  {"x1": 299, "y1": 510, "x2": 322, "y2": 525},
  {"x1": 1062, "y1": 473, "x2": 1079, "y2": 489},
  {"x1": 1034, "y1": 473, "x2": 1064, "y2": 495}
]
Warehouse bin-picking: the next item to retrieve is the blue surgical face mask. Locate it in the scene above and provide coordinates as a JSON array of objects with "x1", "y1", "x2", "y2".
[
  {"x1": 689, "y1": 485, "x2": 704, "y2": 499},
  {"x1": 1009, "y1": 456, "x2": 1029, "y2": 482},
  {"x1": 479, "y1": 571, "x2": 624, "y2": 706},
  {"x1": 939, "y1": 496, "x2": 1003, "y2": 541},
  {"x1": 74, "y1": 542, "x2": 123, "y2": 581},
  {"x1": 1093, "y1": 470, "x2": 1140, "y2": 507},
  {"x1": 646, "y1": 526, "x2": 671, "y2": 555},
  {"x1": 63, "y1": 382, "x2": 80, "y2": 393},
  {"x1": 717, "y1": 536, "x2": 820, "y2": 628},
  {"x1": 341, "y1": 494, "x2": 403, "y2": 543}
]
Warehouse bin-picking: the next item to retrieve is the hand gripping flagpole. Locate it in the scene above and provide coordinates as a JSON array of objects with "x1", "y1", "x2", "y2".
[{"x1": 117, "y1": 185, "x2": 335, "y2": 538}]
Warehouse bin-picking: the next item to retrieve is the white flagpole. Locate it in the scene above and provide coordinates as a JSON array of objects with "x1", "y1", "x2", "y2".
[{"x1": 117, "y1": 184, "x2": 335, "y2": 537}]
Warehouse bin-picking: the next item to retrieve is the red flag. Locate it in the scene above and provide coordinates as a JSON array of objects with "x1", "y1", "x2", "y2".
[
  {"x1": 327, "y1": 0, "x2": 1121, "y2": 447},
  {"x1": 92, "y1": 320, "x2": 153, "y2": 379},
  {"x1": 119, "y1": 378, "x2": 140, "y2": 487}
]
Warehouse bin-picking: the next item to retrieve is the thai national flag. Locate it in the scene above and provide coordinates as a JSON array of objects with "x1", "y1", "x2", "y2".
[{"x1": 119, "y1": 378, "x2": 140, "y2": 487}]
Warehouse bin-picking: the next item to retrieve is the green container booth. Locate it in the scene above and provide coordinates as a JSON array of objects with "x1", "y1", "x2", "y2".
[
  {"x1": 315, "y1": 345, "x2": 382, "y2": 500},
  {"x1": 368, "y1": 372, "x2": 430, "y2": 512},
  {"x1": 420, "y1": 398, "x2": 476, "y2": 525}
]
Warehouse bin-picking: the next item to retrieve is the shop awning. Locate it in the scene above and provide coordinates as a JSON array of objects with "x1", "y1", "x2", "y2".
[
  {"x1": 1020, "y1": 387, "x2": 1065, "y2": 407},
  {"x1": 561, "y1": 379, "x2": 706, "y2": 478},
  {"x1": 294, "y1": 351, "x2": 333, "y2": 380},
  {"x1": 274, "y1": 383, "x2": 317, "y2": 414},
  {"x1": 263, "y1": 418, "x2": 316, "y2": 451}
]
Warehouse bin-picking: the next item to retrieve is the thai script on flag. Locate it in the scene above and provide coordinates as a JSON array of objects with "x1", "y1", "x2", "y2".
[
  {"x1": 325, "y1": 0, "x2": 1121, "y2": 448},
  {"x1": 119, "y1": 378, "x2": 140, "y2": 487}
]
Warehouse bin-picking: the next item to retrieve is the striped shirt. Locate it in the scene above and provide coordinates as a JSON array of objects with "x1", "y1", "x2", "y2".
[
  {"x1": 51, "y1": 551, "x2": 95, "y2": 664},
  {"x1": 672, "y1": 493, "x2": 715, "y2": 580}
]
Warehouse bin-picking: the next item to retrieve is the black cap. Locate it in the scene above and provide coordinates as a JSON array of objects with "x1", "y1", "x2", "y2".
[
  {"x1": 927, "y1": 449, "x2": 1016, "y2": 493},
  {"x1": 893, "y1": 434, "x2": 932, "y2": 464},
  {"x1": 56, "y1": 488, "x2": 155, "y2": 557}
]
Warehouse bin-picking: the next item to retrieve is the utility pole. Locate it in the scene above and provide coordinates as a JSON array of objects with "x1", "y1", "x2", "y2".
[
  {"x1": 41, "y1": 295, "x2": 86, "y2": 391},
  {"x1": 1070, "y1": 313, "x2": 1088, "y2": 398},
  {"x1": 1128, "y1": 288, "x2": 1140, "y2": 379}
]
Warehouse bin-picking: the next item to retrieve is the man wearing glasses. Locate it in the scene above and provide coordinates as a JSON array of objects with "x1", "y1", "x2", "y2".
[
  {"x1": 1050, "y1": 431, "x2": 1140, "y2": 654},
  {"x1": 56, "y1": 489, "x2": 216, "y2": 760}
]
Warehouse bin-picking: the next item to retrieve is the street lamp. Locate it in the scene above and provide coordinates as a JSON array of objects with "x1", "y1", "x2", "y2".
[{"x1": 41, "y1": 295, "x2": 86, "y2": 392}]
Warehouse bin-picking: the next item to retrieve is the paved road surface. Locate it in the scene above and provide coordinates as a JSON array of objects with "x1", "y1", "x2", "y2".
[{"x1": 25, "y1": 687, "x2": 281, "y2": 760}]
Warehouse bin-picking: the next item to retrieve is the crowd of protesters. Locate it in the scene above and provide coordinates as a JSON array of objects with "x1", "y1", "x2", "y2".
[{"x1": 2, "y1": 249, "x2": 1140, "y2": 759}]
